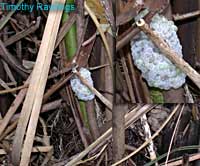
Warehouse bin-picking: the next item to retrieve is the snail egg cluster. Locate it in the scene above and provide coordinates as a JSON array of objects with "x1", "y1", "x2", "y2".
[
  {"x1": 70, "y1": 68, "x2": 95, "y2": 101},
  {"x1": 131, "y1": 14, "x2": 186, "y2": 90}
]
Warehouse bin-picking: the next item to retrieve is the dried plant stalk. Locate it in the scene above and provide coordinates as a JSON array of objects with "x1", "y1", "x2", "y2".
[
  {"x1": 0, "y1": 146, "x2": 53, "y2": 155},
  {"x1": 12, "y1": 1, "x2": 65, "y2": 165}
]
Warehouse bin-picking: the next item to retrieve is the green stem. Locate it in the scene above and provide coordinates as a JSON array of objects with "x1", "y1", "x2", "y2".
[
  {"x1": 62, "y1": 7, "x2": 77, "y2": 59},
  {"x1": 62, "y1": 0, "x2": 88, "y2": 126}
]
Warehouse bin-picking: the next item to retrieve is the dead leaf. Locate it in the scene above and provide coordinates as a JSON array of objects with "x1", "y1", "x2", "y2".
[{"x1": 86, "y1": 0, "x2": 107, "y2": 23}]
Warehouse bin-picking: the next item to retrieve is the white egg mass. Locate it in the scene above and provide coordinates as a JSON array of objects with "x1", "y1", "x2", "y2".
[
  {"x1": 131, "y1": 14, "x2": 186, "y2": 90},
  {"x1": 70, "y1": 68, "x2": 95, "y2": 101}
]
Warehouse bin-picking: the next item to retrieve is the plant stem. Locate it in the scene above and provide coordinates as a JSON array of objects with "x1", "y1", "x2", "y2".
[
  {"x1": 62, "y1": 0, "x2": 77, "y2": 60},
  {"x1": 62, "y1": 0, "x2": 88, "y2": 126}
]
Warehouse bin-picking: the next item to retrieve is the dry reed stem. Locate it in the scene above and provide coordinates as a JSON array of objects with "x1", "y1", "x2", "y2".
[
  {"x1": 0, "y1": 146, "x2": 53, "y2": 155},
  {"x1": 0, "y1": 84, "x2": 28, "y2": 95},
  {"x1": 12, "y1": 1, "x2": 66, "y2": 165}
]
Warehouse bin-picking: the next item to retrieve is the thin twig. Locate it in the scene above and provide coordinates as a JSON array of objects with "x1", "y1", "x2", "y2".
[
  {"x1": 4, "y1": 17, "x2": 41, "y2": 47},
  {"x1": 0, "y1": 120, "x2": 18, "y2": 141},
  {"x1": 184, "y1": 84, "x2": 194, "y2": 103},
  {"x1": 84, "y1": 1, "x2": 113, "y2": 71},
  {"x1": 55, "y1": 13, "x2": 76, "y2": 48},
  {"x1": 66, "y1": 87, "x2": 89, "y2": 148},
  {"x1": 0, "y1": 84, "x2": 28, "y2": 95},
  {"x1": 2, "y1": 60, "x2": 17, "y2": 85},
  {"x1": 0, "y1": 39, "x2": 28, "y2": 78},
  {"x1": 0, "y1": 146, "x2": 53, "y2": 155},
  {"x1": 162, "y1": 153, "x2": 200, "y2": 166},
  {"x1": 173, "y1": 10, "x2": 200, "y2": 21},
  {"x1": 0, "y1": 78, "x2": 16, "y2": 97},
  {"x1": 89, "y1": 64, "x2": 109, "y2": 71},
  {"x1": 0, "y1": 0, "x2": 24, "y2": 30},
  {"x1": 82, "y1": 32, "x2": 97, "y2": 46},
  {"x1": 76, "y1": 144, "x2": 108, "y2": 165},
  {"x1": 8, "y1": 99, "x2": 63, "y2": 122},
  {"x1": 43, "y1": 73, "x2": 73, "y2": 103},
  {"x1": 48, "y1": 66, "x2": 73, "y2": 79},
  {"x1": 39, "y1": 117, "x2": 50, "y2": 146},
  {"x1": 165, "y1": 105, "x2": 184, "y2": 165}
]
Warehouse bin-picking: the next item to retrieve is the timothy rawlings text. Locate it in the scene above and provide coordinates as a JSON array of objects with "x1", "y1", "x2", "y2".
[{"x1": 0, "y1": 2, "x2": 75, "y2": 13}]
